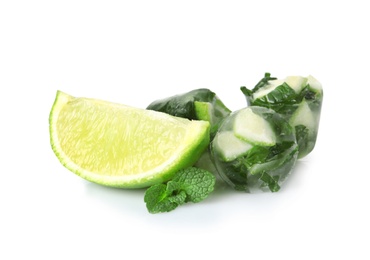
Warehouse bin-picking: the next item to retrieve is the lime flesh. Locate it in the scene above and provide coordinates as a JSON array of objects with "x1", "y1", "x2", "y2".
[{"x1": 49, "y1": 91, "x2": 210, "y2": 188}]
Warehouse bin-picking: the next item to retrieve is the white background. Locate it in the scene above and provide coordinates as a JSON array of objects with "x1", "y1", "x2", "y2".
[{"x1": 1, "y1": 0, "x2": 369, "y2": 259}]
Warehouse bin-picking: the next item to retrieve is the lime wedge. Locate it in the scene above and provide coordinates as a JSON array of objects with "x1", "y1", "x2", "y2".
[
  {"x1": 252, "y1": 79, "x2": 285, "y2": 100},
  {"x1": 49, "y1": 91, "x2": 210, "y2": 188},
  {"x1": 233, "y1": 107, "x2": 276, "y2": 146}
]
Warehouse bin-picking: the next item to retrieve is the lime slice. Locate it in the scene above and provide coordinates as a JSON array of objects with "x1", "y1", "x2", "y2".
[
  {"x1": 252, "y1": 79, "x2": 285, "y2": 100},
  {"x1": 306, "y1": 75, "x2": 323, "y2": 93},
  {"x1": 233, "y1": 107, "x2": 276, "y2": 146},
  {"x1": 213, "y1": 131, "x2": 253, "y2": 162},
  {"x1": 284, "y1": 76, "x2": 308, "y2": 93},
  {"x1": 289, "y1": 100, "x2": 316, "y2": 132},
  {"x1": 49, "y1": 91, "x2": 210, "y2": 188},
  {"x1": 252, "y1": 76, "x2": 308, "y2": 100}
]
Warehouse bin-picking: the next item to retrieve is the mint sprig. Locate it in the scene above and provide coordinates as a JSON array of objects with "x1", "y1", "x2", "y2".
[{"x1": 144, "y1": 167, "x2": 216, "y2": 214}]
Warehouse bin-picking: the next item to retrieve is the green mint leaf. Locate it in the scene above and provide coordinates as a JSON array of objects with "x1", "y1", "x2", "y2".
[
  {"x1": 168, "y1": 190, "x2": 187, "y2": 205},
  {"x1": 294, "y1": 125, "x2": 310, "y2": 156},
  {"x1": 144, "y1": 167, "x2": 216, "y2": 213},
  {"x1": 252, "y1": 72, "x2": 277, "y2": 92},
  {"x1": 240, "y1": 73, "x2": 278, "y2": 105},
  {"x1": 172, "y1": 167, "x2": 216, "y2": 203},
  {"x1": 240, "y1": 86, "x2": 253, "y2": 97},
  {"x1": 260, "y1": 171, "x2": 280, "y2": 192},
  {"x1": 254, "y1": 82, "x2": 297, "y2": 105},
  {"x1": 166, "y1": 181, "x2": 187, "y2": 205},
  {"x1": 166, "y1": 180, "x2": 181, "y2": 194},
  {"x1": 144, "y1": 184, "x2": 182, "y2": 214}
]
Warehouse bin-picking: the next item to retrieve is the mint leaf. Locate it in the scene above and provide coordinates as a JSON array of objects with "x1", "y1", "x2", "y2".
[
  {"x1": 252, "y1": 72, "x2": 277, "y2": 92},
  {"x1": 260, "y1": 171, "x2": 280, "y2": 192},
  {"x1": 254, "y1": 82, "x2": 297, "y2": 105},
  {"x1": 294, "y1": 124, "x2": 310, "y2": 156},
  {"x1": 172, "y1": 167, "x2": 216, "y2": 203},
  {"x1": 144, "y1": 184, "x2": 181, "y2": 214},
  {"x1": 144, "y1": 167, "x2": 216, "y2": 214}
]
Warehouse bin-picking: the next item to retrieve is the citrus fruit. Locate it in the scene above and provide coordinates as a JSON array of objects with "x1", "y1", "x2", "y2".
[{"x1": 49, "y1": 91, "x2": 210, "y2": 188}]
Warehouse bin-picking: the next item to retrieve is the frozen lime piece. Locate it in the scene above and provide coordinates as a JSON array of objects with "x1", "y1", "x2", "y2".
[
  {"x1": 290, "y1": 100, "x2": 316, "y2": 131},
  {"x1": 284, "y1": 76, "x2": 308, "y2": 93},
  {"x1": 240, "y1": 73, "x2": 323, "y2": 158},
  {"x1": 211, "y1": 106, "x2": 298, "y2": 192},
  {"x1": 233, "y1": 107, "x2": 276, "y2": 146},
  {"x1": 307, "y1": 75, "x2": 323, "y2": 92},
  {"x1": 252, "y1": 79, "x2": 285, "y2": 100},
  {"x1": 213, "y1": 131, "x2": 253, "y2": 162}
]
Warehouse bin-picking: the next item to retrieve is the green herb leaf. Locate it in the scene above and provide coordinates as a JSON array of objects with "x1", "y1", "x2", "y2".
[
  {"x1": 144, "y1": 184, "x2": 182, "y2": 214},
  {"x1": 294, "y1": 124, "x2": 310, "y2": 156},
  {"x1": 254, "y1": 82, "x2": 296, "y2": 105},
  {"x1": 172, "y1": 167, "x2": 216, "y2": 203},
  {"x1": 144, "y1": 167, "x2": 216, "y2": 214},
  {"x1": 240, "y1": 86, "x2": 253, "y2": 97},
  {"x1": 252, "y1": 72, "x2": 277, "y2": 92}
]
